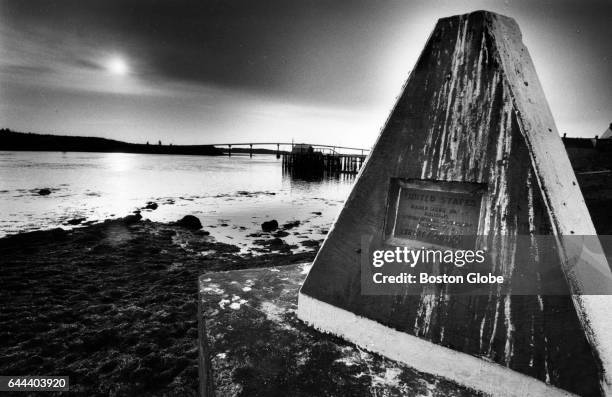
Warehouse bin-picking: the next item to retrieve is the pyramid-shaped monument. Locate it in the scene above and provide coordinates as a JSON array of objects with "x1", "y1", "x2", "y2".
[{"x1": 298, "y1": 11, "x2": 612, "y2": 397}]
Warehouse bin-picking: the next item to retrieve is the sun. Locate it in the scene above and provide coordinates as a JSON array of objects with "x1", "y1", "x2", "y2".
[{"x1": 107, "y1": 57, "x2": 128, "y2": 75}]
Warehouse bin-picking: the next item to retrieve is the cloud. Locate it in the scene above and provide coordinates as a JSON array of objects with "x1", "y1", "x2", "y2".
[
  {"x1": 1, "y1": 0, "x2": 610, "y2": 143},
  {"x1": 0, "y1": 0, "x2": 412, "y2": 107}
]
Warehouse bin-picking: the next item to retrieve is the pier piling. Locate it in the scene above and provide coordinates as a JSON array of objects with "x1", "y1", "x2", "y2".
[{"x1": 282, "y1": 152, "x2": 366, "y2": 176}]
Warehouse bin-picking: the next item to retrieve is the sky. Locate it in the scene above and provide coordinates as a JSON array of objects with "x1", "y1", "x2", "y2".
[{"x1": 0, "y1": 0, "x2": 610, "y2": 148}]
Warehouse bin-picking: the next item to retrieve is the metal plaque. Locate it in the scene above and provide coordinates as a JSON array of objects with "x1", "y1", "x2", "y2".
[{"x1": 386, "y1": 180, "x2": 485, "y2": 249}]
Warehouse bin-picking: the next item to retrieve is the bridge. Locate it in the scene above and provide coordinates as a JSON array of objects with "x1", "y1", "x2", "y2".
[
  {"x1": 209, "y1": 142, "x2": 370, "y2": 157},
  {"x1": 209, "y1": 142, "x2": 371, "y2": 174}
]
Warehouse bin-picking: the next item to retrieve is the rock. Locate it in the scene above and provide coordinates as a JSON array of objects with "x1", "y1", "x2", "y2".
[
  {"x1": 273, "y1": 230, "x2": 289, "y2": 238},
  {"x1": 144, "y1": 202, "x2": 158, "y2": 210},
  {"x1": 269, "y1": 238, "x2": 285, "y2": 247},
  {"x1": 301, "y1": 239, "x2": 320, "y2": 248},
  {"x1": 261, "y1": 220, "x2": 279, "y2": 232},
  {"x1": 67, "y1": 218, "x2": 86, "y2": 225},
  {"x1": 311, "y1": 211, "x2": 322, "y2": 215},
  {"x1": 282, "y1": 220, "x2": 301, "y2": 230},
  {"x1": 38, "y1": 188, "x2": 51, "y2": 196},
  {"x1": 252, "y1": 237, "x2": 290, "y2": 252},
  {"x1": 123, "y1": 213, "x2": 143, "y2": 225},
  {"x1": 176, "y1": 215, "x2": 203, "y2": 230}
]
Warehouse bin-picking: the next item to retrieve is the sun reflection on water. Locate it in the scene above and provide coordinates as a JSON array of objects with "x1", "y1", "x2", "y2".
[{"x1": 105, "y1": 152, "x2": 134, "y2": 172}]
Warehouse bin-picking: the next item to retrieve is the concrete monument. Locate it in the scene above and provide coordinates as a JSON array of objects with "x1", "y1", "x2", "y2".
[{"x1": 298, "y1": 10, "x2": 612, "y2": 397}]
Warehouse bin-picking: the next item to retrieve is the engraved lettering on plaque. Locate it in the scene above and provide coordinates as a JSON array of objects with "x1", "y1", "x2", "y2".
[{"x1": 386, "y1": 179, "x2": 485, "y2": 249}]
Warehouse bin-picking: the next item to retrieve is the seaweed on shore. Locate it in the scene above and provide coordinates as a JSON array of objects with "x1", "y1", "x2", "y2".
[{"x1": 0, "y1": 217, "x2": 316, "y2": 396}]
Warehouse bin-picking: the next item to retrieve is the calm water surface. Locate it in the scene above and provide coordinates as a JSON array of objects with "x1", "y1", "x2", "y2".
[{"x1": 0, "y1": 151, "x2": 355, "y2": 249}]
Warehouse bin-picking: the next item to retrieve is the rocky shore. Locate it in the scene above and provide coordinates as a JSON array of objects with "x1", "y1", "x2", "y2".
[
  {"x1": 0, "y1": 214, "x2": 323, "y2": 396},
  {"x1": 1, "y1": 171, "x2": 610, "y2": 396}
]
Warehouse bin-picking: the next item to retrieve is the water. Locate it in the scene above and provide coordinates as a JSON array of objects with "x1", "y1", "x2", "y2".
[{"x1": 0, "y1": 151, "x2": 355, "y2": 250}]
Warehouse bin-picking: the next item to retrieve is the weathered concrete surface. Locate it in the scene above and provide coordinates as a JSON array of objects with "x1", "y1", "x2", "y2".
[
  {"x1": 198, "y1": 264, "x2": 481, "y2": 396},
  {"x1": 299, "y1": 10, "x2": 610, "y2": 397}
]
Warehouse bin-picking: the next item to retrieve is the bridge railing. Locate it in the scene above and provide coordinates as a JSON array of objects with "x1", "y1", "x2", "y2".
[{"x1": 210, "y1": 142, "x2": 370, "y2": 156}]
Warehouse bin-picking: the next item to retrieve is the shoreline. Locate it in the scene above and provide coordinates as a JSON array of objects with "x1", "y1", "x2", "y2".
[
  {"x1": 0, "y1": 214, "x2": 321, "y2": 396},
  {"x1": 0, "y1": 129, "x2": 224, "y2": 156},
  {"x1": 0, "y1": 185, "x2": 338, "y2": 254},
  {"x1": 1, "y1": 168, "x2": 610, "y2": 396}
]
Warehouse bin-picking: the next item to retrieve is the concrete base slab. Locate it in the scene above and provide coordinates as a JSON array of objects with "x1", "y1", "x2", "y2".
[{"x1": 198, "y1": 263, "x2": 481, "y2": 396}]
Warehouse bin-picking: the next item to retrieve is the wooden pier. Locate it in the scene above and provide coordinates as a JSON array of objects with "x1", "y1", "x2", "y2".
[
  {"x1": 281, "y1": 152, "x2": 366, "y2": 174},
  {"x1": 210, "y1": 142, "x2": 369, "y2": 175}
]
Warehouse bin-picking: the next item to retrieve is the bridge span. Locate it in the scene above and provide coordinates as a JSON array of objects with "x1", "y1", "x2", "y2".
[
  {"x1": 209, "y1": 142, "x2": 371, "y2": 157},
  {"x1": 210, "y1": 142, "x2": 370, "y2": 174}
]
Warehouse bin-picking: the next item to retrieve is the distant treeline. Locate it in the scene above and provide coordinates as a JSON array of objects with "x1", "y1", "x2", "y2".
[{"x1": 0, "y1": 129, "x2": 223, "y2": 156}]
